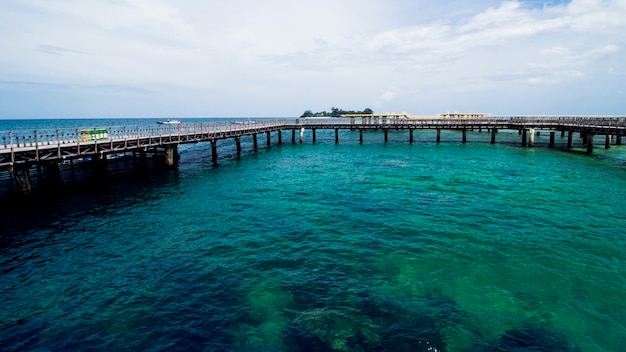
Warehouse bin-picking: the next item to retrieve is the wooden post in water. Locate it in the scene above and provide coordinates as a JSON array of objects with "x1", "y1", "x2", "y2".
[
  {"x1": 528, "y1": 128, "x2": 535, "y2": 148},
  {"x1": 42, "y1": 162, "x2": 61, "y2": 187},
  {"x1": 253, "y1": 134, "x2": 258, "y2": 150},
  {"x1": 490, "y1": 128, "x2": 496, "y2": 144},
  {"x1": 436, "y1": 129, "x2": 441, "y2": 143},
  {"x1": 617, "y1": 135, "x2": 622, "y2": 146},
  {"x1": 164, "y1": 145, "x2": 178, "y2": 167},
  {"x1": 278, "y1": 130, "x2": 282, "y2": 144},
  {"x1": 549, "y1": 132, "x2": 555, "y2": 148},
  {"x1": 266, "y1": 131, "x2": 271, "y2": 146},
  {"x1": 300, "y1": 128, "x2": 304, "y2": 143},
  {"x1": 359, "y1": 129, "x2": 363, "y2": 144},
  {"x1": 586, "y1": 134, "x2": 594, "y2": 153},
  {"x1": 409, "y1": 129, "x2": 414, "y2": 143},
  {"x1": 292, "y1": 129, "x2": 296, "y2": 143},
  {"x1": 334, "y1": 128, "x2": 339, "y2": 143},
  {"x1": 384, "y1": 129, "x2": 388, "y2": 143},
  {"x1": 605, "y1": 135, "x2": 611, "y2": 149},
  {"x1": 312, "y1": 129, "x2": 316, "y2": 142},
  {"x1": 211, "y1": 139, "x2": 218, "y2": 161},
  {"x1": 235, "y1": 137, "x2": 241, "y2": 154},
  {"x1": 462, "y1": 129, "x2": 467, "y2": 143},
  {"x1": 567, "y1": 131, "x2": 573, "y2": 148},
  {"x1": 521, "y1": 129, "x2": 527, "y2": 147},
  {"x1": 11, "y1": 163, "x2": 32, "y2": 194},
  {"x1": 92, "y1": 153, "x2": 108, "y2": 179}
]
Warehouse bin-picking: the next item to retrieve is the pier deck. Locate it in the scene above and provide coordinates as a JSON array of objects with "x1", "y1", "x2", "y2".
[{"x1": 2, "y1": 116, "x2": 625, "y2": 170}]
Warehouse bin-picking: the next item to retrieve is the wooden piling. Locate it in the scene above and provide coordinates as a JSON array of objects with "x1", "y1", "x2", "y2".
[
  {"x1": 11, "y1": 163, "x2": 32, "y2": 194},
  {"x1": 605, "y1": 135, "x2": 611, "y2": 149},
  {"x1": 211, "y1": 139, "x2": 218, "y2": 160},
  {"x1": 586, "y1": 134, "x2": 594, "y2": 153},
  {"x1": 164, "y1": 145, "x2": 178, "y2": 167},
  {"x1": 235, "y1": 137, "x2": 241, "y2": 154},
  {"x1": 567, "y1": 131, "x2": 573, "y2": 148},
  {"x1": 549, "y1": 132, "x2": 555, "y2": 148}
]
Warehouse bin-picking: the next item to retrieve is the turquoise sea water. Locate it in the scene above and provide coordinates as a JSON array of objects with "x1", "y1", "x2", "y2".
[{"x1": 1, "y1": 119, "x2": 626, "y2": 351}]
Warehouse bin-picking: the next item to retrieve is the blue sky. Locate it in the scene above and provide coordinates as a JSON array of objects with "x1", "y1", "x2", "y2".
[{"x1": 0, "y1": 0, "x2": 624, "y2": 118}]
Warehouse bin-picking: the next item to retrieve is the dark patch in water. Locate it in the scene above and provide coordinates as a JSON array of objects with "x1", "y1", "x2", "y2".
[{"x1": 488, "y1": 324, "x2": 581, "y2": 352}]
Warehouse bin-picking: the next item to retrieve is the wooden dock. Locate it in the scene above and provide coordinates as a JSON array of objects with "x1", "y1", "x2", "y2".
[{"x1": 1, "y1": 116, "x2": 625, "y2": 193}]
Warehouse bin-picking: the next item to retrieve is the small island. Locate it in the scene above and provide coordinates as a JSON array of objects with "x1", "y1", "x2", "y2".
[{"x1": 301, "y1": 107, "x2": 373, "y2": 118}]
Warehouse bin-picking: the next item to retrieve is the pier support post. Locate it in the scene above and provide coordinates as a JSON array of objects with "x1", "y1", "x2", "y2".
[
  {"x1": 462, "y1": 129, "x2": 467, "y2": 144},
  {"x1": 253, "y1": 134, "x2": 258, "y2": 150},
  {"x1": 528, "y1": 128, "x2": 535, "y2": 148},
  {"x1": 549, "y1": 132, "x2": 555, "y2": 148},
  {"x1": 617, "y1": 135, "x2": 622, "y2": 146},
  {"x1": 567, "y1": 131, "x2": 574, "y2": 148},
  {"x1": 409, "y1": 129, "x2": 414, "y2": 143},
  {"x1": 292, "y1": 129, "x2": 296, "y2": 143},
  {"x1": 266, "y1": 131, "x2": 271, "y2": 146},
  {"x1": 561, "y1": 130, "x2": 565, "y2": 138},
  {"x1": 521, "y1": 129, "x2": 527, "y2": 147},
  {"x1": 312, "y1": 129, "x2": 316, "y2": 142},
  {"x1": 586, "y1": 134, "x2": 594, "y2": 153},
  {"x1": 164, "y1": 145, "x2": 178, "y2": 167},
  {"x1": 211, "y1": 139, "x2": 218, "y2": 161},
  {"x1": 42, "y1": 162, "x2": 61, "y2": 187},
  {"x1": 359, "y1": 129, "x2": 363, "y2": 144},
  {"x1": 300, "y1": 128, "x2": 304, "y2": 143},
  {"x1": 605, "y1": 135, "x2": 611, "y2": 149},
  {"x1": 278, "y1": 130, "x2": 282, "y2": 144},
  {"x1": 436, "y1": 129, "x2": 441, "y2": 143},
  {"x1": 384, "y1": 129, "x2": 388, "y2": 143},
  {"x1": 11, "y1": 163, "x2": 32, "y2": 194},
  {"x1": 235, "y1": 137, "x2": 241, "y2": 154},
  {"x1": 334, "y1": 128, "x2": 339, "y2": 144},
  {"x1": 490, "y1": 128, "x2": 496, "y2": 144},
  {"x1": 92, "y1": 153, "x2": 108, "y2": 179}
]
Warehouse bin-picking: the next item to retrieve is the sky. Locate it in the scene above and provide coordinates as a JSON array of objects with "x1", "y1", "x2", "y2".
[{"x1": 1, "y1": 0, "x2": 625, "y2": 118}]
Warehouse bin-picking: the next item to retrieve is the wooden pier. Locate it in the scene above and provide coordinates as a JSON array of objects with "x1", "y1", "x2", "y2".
[{"x1": 1, "y1": 116, "x2": 625, "y2": 193}]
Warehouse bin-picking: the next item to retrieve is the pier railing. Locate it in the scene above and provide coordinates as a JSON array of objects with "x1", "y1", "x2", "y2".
[
  {"x1": 2, "y1": 117, "x2": 626, "y2": 151},
  {"x1": 0, "y1": 120, "x2": 285, "y2": 150},
  {"x1": 0, "y1": 116, "x2": 626, "y2": 152}
]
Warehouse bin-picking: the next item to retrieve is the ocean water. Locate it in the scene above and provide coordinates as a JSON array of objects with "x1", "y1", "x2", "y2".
[{"x1": 1, "y1": 119, "x2": 626, "y2": 351}]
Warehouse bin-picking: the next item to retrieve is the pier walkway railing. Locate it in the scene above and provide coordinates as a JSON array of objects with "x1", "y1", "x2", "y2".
[{"x1": 2, "y1": 116, "x2": 626, "y2": 170}]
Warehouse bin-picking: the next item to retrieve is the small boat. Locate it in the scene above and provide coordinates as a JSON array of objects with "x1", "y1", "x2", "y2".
[{"x1": 157, "y1": 119, "x2": 182, "y2": 125}]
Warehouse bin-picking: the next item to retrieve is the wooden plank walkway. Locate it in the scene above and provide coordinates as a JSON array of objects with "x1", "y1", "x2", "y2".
[{"x1": 1, "y1": 116, "x2": 625, "y2": 169}]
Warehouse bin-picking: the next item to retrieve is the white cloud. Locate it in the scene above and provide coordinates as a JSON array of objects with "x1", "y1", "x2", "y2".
[{"x1": 0, "y1": 0, "x2": 625, "y2": 117}]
